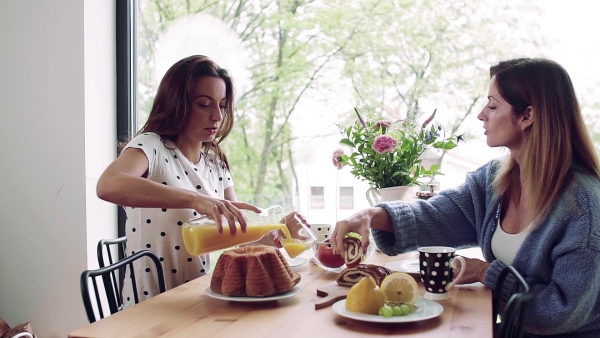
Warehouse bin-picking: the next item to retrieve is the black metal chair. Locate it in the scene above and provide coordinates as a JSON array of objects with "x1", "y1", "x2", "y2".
[
  {"x1": 97, "y1": 236, "x2": 128, "y2": 311},
  {"x1": 80, "y1": 250, "x2": 166, "y2": 323},
  {"x1": 493, "y1": 265, "x2": 532, "y2": 338},
  {"x1": 97, "y1": 236, "x2": 127, "y2": 268}
]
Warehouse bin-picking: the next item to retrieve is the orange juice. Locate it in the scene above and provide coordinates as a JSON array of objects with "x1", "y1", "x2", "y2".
[
  {"x1": 283, "y1": 241, "x2": 312, "y2": 258},
  {"x1": 182, "y1": 221, "x2": 295, "y2": 256}
]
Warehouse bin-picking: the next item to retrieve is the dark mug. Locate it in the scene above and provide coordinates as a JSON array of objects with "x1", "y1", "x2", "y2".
[{"x1": 418, "y1": 246, "x2": 465, "y2": 300}]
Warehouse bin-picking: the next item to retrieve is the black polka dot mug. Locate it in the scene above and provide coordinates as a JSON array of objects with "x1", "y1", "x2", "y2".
[{"x1": 418, "y1": 246, "x2": 466, "y2": 301}]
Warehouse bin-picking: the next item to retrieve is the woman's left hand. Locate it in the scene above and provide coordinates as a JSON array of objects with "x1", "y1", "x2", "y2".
[
  {"x1": 452, "y1": 257, "x2": 491, "y2": 284},
  {"x1": 281, "y1": 212, "x2": 310, "y2": 238},
  {"x1": 251, "y1": 212, "x2": 310, "y2": 248}
]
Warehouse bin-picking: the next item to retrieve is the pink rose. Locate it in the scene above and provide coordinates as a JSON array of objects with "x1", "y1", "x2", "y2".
[
  {"x1": 332, "y1": 149, "x2": 345, "y2": 169},
  {"x1": 373, "y1": 120, "x2": 392, "y2": 130},
  {"x1": 372, "y1": 134, "x2": 398, "y2": 154}
]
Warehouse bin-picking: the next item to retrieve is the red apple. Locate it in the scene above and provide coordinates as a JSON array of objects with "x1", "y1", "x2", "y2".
[{"x1": 316, "y1": 240, "x2": 345, "y2": 268}]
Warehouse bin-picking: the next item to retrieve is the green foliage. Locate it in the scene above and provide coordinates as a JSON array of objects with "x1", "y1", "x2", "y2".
[
  {"x1": 137, "y1": 0, "x2": 546, "y2": 203},
  {"x1": 336, "y1": 107, "x2": 457, "y2": 188}
]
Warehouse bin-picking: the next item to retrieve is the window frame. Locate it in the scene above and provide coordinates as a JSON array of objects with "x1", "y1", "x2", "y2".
[{"x1": 115, "y1": 0, "x2": 137, "y2": 237}]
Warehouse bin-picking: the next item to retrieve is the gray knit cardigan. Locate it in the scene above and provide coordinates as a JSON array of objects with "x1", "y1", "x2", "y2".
[{"x1": 373, "y1": 160, "x2": 600, "y2": 337}]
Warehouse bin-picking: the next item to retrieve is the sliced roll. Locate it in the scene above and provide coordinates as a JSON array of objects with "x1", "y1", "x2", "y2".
[
  {"x1": 343, "y1": 237, "x2": 363, "y2": 268},
  {"x1": 336, "y1": 264, "x2": 392, "y2": 287}
]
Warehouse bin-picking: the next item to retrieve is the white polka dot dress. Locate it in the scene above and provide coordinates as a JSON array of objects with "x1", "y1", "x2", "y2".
[{"x1": 121, "y1": 132, "x2": 234, "y2": 307}]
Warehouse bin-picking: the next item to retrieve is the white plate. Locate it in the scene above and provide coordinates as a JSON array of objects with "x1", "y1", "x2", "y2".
[
  {"x1": 287, "y1": 256, "x2": 309, "y2": 267},
  {"x1": 385, "y1": 259, "x2": 420, "y2": 275},
  {"x1": 205, "y1": 286, "x2": 302, "y2": 302},
  {"x1": 332, "y1": 298, "x2": 443, "y2": 323}
]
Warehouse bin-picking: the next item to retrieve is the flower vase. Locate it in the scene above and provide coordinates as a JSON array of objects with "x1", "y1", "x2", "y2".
[{"x1": 365, "y1": 186, "x2": 411, "y2": 206}]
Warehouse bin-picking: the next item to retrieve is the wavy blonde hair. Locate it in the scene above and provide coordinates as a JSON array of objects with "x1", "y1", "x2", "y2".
[{"x1": 491, "y1": 58, "x2": 600, "y2": 228}]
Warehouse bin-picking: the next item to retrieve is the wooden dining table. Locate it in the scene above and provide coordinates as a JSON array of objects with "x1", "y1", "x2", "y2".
[{"x1": 69, "y1": 249, "x2": 492, "y2": 337}]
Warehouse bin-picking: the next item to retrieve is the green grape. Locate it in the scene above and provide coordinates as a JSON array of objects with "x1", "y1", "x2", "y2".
[
  {"x1": 391, "y1": 306, "x2": 403, "y2": 316},
  {"x1": 378, "y1": 305, "x2": 393, "y2": 317},
  {"x1": 400, "y1": 303, "x2": 411, "y2": 316}
]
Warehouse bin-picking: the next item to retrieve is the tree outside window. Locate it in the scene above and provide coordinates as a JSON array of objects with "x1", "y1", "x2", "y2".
[{"x1": 130, "y1": 0, "x2": 599, "y2": 222}]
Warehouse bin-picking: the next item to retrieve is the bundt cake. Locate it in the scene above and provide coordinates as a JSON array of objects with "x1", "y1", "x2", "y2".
[{"x1": 210, "y1": 245, "x2": 301, "y2": 297}]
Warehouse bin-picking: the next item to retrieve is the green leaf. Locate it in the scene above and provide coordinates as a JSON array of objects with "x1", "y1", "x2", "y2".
[{"x1": 340, "y1": 138, "x2": 354, "y2": 147}]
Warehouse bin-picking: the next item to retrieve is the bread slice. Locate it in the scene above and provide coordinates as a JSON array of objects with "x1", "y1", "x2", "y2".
[{"x1": 336, "y1": 264, "x2": 392, "y2": 287}]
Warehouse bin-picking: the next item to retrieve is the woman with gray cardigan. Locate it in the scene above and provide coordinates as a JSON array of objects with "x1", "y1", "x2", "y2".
[{"x1": 331, "y1": 58, "x2": 600, "y2": 337}]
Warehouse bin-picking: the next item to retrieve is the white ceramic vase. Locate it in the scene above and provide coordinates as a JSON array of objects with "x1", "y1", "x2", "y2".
[{"x1": 365, "y1": 186, "x2": 411, "y2": 206}]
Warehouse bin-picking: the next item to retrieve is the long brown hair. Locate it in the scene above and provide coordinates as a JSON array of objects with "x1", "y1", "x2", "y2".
[
  {"x1": 492, "y1": 58, "x2": 600, "y2": 228},
  {"x1": 138, "y1": 55, "x2": 235, "y2": 169}
]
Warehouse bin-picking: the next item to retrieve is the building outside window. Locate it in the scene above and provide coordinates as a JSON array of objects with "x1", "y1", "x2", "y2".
[
  {"x1": 310, "y1": 186, "x2": 324, "y2": 209},
  {"x1": 339, "y1": 187, "x2": 354, "y2": 210}
]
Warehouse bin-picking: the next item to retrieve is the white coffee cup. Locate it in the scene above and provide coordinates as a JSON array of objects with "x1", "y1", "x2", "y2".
[{"x1": 306, "y1": 224, "x2": 332, "y2": 242}]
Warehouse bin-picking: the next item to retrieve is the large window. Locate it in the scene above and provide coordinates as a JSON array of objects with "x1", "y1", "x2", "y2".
[{"x1": 117, "y1": 0, "x2": 600, "y2": 224}]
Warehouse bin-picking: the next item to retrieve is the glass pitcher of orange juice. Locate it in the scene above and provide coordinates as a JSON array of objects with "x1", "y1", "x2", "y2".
[{"x1": 182, "y1": 205, "x2": 316, "y2": 258}]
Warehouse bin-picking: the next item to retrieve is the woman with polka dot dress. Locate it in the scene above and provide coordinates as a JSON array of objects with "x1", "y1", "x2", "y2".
[{"x1": 97, "y1": 55, "x2": 305, "y2": 307}]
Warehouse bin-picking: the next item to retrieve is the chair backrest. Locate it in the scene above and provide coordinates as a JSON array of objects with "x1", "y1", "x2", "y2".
[
  {"x1": 97, "y1": 236, "x2": 127, "y2": 268},
  {"x1": 80, "y1": 250, "x2": 166, "y2": 323},
  {"x1": 96, "y1": 236, "x2": 128, "y2": 312},
  {"x1": 493, "y1": 265, "x2": 532, "y2": 338}
]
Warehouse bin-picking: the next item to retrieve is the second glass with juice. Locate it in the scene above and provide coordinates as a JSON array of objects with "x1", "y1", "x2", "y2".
[{"x1": 182, "y1": 206, "x2": 316, "y2": 258}]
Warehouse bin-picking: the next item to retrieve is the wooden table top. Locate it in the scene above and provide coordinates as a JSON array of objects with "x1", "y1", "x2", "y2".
[{"x1": 69, "y1": 249, "x2": 492, "y2": 338}]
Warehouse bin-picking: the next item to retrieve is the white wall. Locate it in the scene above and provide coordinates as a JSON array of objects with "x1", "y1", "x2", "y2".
[{"x1": 0, "y1": 1, "x2": 116, "y2": 336}]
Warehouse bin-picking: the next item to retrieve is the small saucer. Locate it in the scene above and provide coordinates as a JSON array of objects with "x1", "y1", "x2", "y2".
[
  {"x1": 287, "y1": 256, "x2": 308, "y2": 267},
  {"x1": 424, "y1": 291, "x2": 450, "y2": 301},
  {"x1": 385, "y1": 259, "x2": 420, "y2": 276}
]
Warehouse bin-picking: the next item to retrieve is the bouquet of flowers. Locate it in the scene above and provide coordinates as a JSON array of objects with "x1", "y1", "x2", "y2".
[{"x1": 333, "y1": 107, "x2": 460, "y2": 189}]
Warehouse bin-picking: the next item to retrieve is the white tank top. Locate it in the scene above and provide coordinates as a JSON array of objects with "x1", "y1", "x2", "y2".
[{"x1": 491, "y1": 215, "x2": 530, "y2": 265}]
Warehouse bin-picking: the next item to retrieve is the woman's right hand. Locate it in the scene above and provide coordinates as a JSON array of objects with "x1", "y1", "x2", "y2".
[
  {"x1": 330, "y1": 207, "x2": 393, "y2": 254},
  {"x1": 191, "y1": 195, "x2": 261, "y2": 235},
  {"x1": 330, "y1": 209, "x2": 374, "y2": 254}
]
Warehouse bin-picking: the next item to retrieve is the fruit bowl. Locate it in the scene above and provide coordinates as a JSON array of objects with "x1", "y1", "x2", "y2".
[{"x1": 310, "y1": 237, "x2": 375, "y2": 273}]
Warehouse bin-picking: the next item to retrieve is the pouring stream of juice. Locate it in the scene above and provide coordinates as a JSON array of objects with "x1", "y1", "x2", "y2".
[{"x1": 182, "y1": 221, "x2": 311, "y2": 257}]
